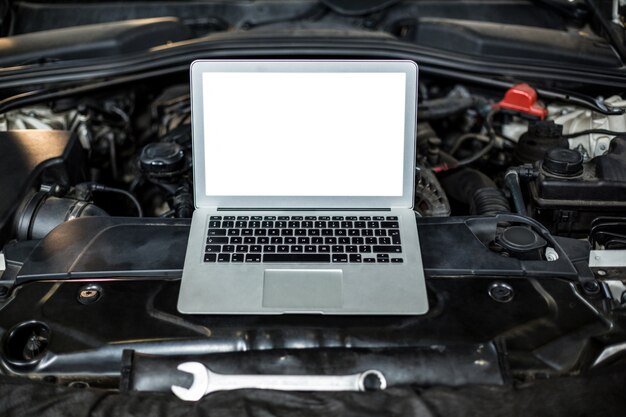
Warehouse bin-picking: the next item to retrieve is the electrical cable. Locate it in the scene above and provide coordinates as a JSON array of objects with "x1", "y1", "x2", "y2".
[
  {"x1": 88, "y1": 184, "x2": 143, "y2": 217},
  {"x1": 561, "y1": 128, "x2": 626, "y2": 139}
]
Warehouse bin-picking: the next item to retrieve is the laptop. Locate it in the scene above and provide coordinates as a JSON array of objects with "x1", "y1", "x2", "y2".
[{"x1": 178, "y1": 60, "x2": 428, "y2": 315}]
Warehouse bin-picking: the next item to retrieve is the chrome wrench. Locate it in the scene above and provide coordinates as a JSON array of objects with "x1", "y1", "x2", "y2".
[{"x1": 171, "y1": 361, "x2": 387, "y2": 401}]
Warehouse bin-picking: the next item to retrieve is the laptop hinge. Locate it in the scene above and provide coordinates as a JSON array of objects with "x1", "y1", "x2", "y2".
[{"x1": 216, "y1": 208, "x2": 392, "y2": 212}]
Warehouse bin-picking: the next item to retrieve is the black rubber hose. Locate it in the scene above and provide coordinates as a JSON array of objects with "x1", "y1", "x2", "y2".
[
  {"x1": 440, "y1": 168, "x2": 510, "y2": 216},
  {"x1": 418, "y1": 96, "x2": 475, "y2": 120},
  {"x1": 504, "y1": 170, "x2": 527, "y2": 217}
]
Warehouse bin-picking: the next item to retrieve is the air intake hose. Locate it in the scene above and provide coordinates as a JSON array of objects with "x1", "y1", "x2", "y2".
[{"x1": 440, "y1": 168, "x2": 510, "y2": 215}]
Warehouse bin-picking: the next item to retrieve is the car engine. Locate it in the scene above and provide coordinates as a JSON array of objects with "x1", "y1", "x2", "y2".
[{"x1": 0, "y1": 1, "x2": 625, "y2": 415}]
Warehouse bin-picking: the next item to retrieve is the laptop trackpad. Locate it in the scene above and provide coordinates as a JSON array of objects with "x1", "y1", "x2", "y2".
[{"x1": 263, "y1": 269, "x2": 343, "y2": 309}]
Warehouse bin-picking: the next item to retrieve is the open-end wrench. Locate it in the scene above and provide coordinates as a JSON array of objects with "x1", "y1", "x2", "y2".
[{"x1": 171, "y1": 361, "x2": 387, "y2": 401}]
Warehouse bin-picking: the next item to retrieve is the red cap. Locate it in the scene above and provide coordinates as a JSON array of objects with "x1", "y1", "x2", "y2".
[{"x1": 497, "y1": 83, "x2": 548, "y2": 119}]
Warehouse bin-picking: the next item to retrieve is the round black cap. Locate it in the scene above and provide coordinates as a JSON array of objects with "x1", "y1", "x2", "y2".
[
  {"x1": 496, "y1": 226, "x2": 546, "y2": 253},
  {"x1": 542, "y1": 148, "x2": 583, "y2": 177},
  {"x1": 139, "y1": 142, "x2": 186, "y2": 176}
]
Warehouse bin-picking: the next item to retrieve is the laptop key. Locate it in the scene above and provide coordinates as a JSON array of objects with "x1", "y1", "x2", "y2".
[
  {"x1": 236, "y1": 245, "x2": 248, "y2": 252},
  {"x1": 325, "y1": 237, "x2": 337, "y2": 244},
  {"x1": 218, "y1": 253, "x2": 230, "y2": 262},
  {"x1": 207, "y1": 236, "x2": 228, "y2": 244},
  {"x1": 278, "y1": 216, "x2": 289, "y2": 220},
  {"x1": 231, "y1": 236, "x2": 243, "y2": 244},
  {"x1": 208, "y1": 229, "x2": 227, "y2": 236},
  {"x1": 235, "y1": 221, "x2": 247, "y2": 228},
  {"x1": 228, "y1": 229, "x2": 239, "y2": 236},
  {"x1": 251, "y1": 216, "x2": 262, "y2": 220},
  {"x1": 222, "y1": 245, "x2": 235, "y2": 252},
  {"x1": 302, "y1": 221, "x2": 313, "y2": 228},
  {"x1": 209, "y1": 216, "x2": 222, "y2": 220},
  {"x1": 335, "y1": 229, "x2": 346, "y2": 236},
  {"x1": 391, "y1": 258, "x2": 404, "y2": 263},
  {"x1": 392, "y1": 235, "x2": 401, "y2": 244},
  {"x1": 339, "y1": 237, "x2": 350, "y2": 244},
  {"x1": 263, "y1": 254, "x2": 330, "y2": 262},
  {"x1": 373, "y1": 216, "x2": 384, "y2": 220},
  {"x1": 386, "y1": 216, "x2": 398, "y2": 220},
  {"x1": 295, "y1": 229, "x2": 307, "y2": 236},
  {"x1": 281, "y1": 229, "x2": 294, "y2": 236},
  {"x1": 222, "y1": 221, "x2": 234, "y2": 228},
  {"x1": 363, "y1": 257, "x2": 376, "y2": 263},
  {"x1": 375, "y1": 229, "x2": 386, "y2": 236},
  {"x1": 298, "y1": 237, "x2": 310, "y2": 244},
  {"x1": 359, "y1": 246, "x2": 372, "y2": 253},
  {"x1": 254, "y1": 229, "x2": 266, "y2": 236},
  {"x1": 285, "y1": 237, "x2": 296, "y2": 244},
  {"x1": 291, "y1": 245, "x2": 303, "y2": 253},
  {"x1": 209, "y1": 221, "x2": 221, "y2": 228},
  {"x1": 332, "y1": 254, "x2": 348, "y2": 263},
  {"x1": 237, "y1": 216, "x2": 249, "y2": 220},
  {"x1": 318, "y1": 245, "x2": 330, "y2": 253},
  {"x1": 264, "y1": 245, "x2": 276, "y2": 253},
  {"x1": 261, "y1": 221, "x2": 273, "y2": 228},
  {"x1": 305, "y1": 245, "x2": 316, "y2": 252},
  {"x1": 245, "y1": 254, "x2": 261, "y2": 262},
  {"x1": 264, "y1": 216, "x2": 276, "y2": 220},
  {"x1": 205, "y1": 245, "x2": 220, "y2": 253},
  {"x1": 224, "y1": 216, "x2": 235, "y2": 220},
  {"x1": 350, "y1": 254, "x2": 362, "y2": 263},
  {"x1": 348, "y1": 229, "x2": 359, "y2": 236},
  {"x1": 308, "y1": 229, "x2": 320, "y2": 236},
  {"x1": 271, "y1": 237, "x2": 283, "y2": 244},
  {"x1": 250, "y1": 245, "x2": 262, "y2": 252},
  {"x1": 332, "y1": 245, "x2": 344, "y2": 253},
  {"x1": 355, "y1": 221, "x2": 366, "y2": 228},
  {"x1": 373, "y1": 246, "x2": 402, "y2": 253},
  {"x1": 258, "y1": 237, "x2": 269, "y2": 244},
  {"x1": 232, "y1": 253, "x2": 244, "y2": 262},
  {"x1": 204, "y1": 253, "x2": 217, "y2": 262},
  {"x1": 381, "y1": 221, "x2": 399, "y2": 228},
  {"x1": 242, "y1": 229, "x2": 253, "y2": 236},
  {"x1": 346, "y1": 216, "x2": 357, "y2": 220},
  {"x1": 379, "y1": 237, "x2": 391, "y2": 245},
  {"x1": 388, "y1": 230, "x2": 400, "y2": 236},
  {"x1": 244, "y1": 237, "x2": 255, "y2": 244},
  {"x1": 277, "y1": 245, "x2": 289, "y2": 252},
  {"x1": 345, "y1": 245, "x2": 357, "y2": 253},
  {"x1": 312, "y1": 237, "x2": 323, "y2": 244},
  {"x1": 332, "y1": 216, "x2": 344, "y2": 220},
  {"x1": 321, "y1": 229, "x2": 333, "y2": 236},
  {"x1": 352, "y1": 237, "x2": 364, "y2": 244}
]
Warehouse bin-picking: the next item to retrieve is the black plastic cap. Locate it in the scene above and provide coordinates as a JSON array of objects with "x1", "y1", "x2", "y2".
[
  {"x1": 542, "y1": 148, "x2": 583, "y2": 177},
  {"x1": 139, "y1": 142, "x2": 185, "y2": 176},
  {"x1": 496, "y1": 226, "x2": 547, "y2": 253}
]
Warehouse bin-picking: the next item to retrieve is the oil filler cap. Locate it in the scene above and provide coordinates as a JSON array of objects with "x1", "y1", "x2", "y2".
[{"x1": 542, "y1": 148, "x2": 583, "y2": 177}]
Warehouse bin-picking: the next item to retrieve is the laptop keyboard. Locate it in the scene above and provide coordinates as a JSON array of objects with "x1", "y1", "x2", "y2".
[{"x1": 204, "y1": 215, "x2": 403, "y2": 264}]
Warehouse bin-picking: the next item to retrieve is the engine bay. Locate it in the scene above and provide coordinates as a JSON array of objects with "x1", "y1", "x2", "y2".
[{"x1": 0, "y1": 1, "x2": 626, "y2": 414}]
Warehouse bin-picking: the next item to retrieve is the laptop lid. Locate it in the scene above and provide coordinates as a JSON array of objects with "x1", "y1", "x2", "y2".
[{"x1": 190, "y1": 60, "x2": 418, "y2": 209}]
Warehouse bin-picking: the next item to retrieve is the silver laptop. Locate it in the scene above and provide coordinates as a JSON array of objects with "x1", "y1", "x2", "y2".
[{"x1": 178, "y1": 60, "x2": 428, "y2": 315}]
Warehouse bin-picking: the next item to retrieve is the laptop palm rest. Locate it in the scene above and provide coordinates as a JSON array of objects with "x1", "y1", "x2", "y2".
[{"x1": 262, "y1": 269, "x2": 343, "y2": 309}]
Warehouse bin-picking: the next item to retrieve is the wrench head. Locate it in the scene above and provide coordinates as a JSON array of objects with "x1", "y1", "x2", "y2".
[{"x1": 171, "y1": 362, "x2": 210, "y2": 401}]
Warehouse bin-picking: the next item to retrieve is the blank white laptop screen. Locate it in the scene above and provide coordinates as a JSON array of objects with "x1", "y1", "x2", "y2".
[{"x1": 202, "y1": 72, "x2": 406, "y2": 197}]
